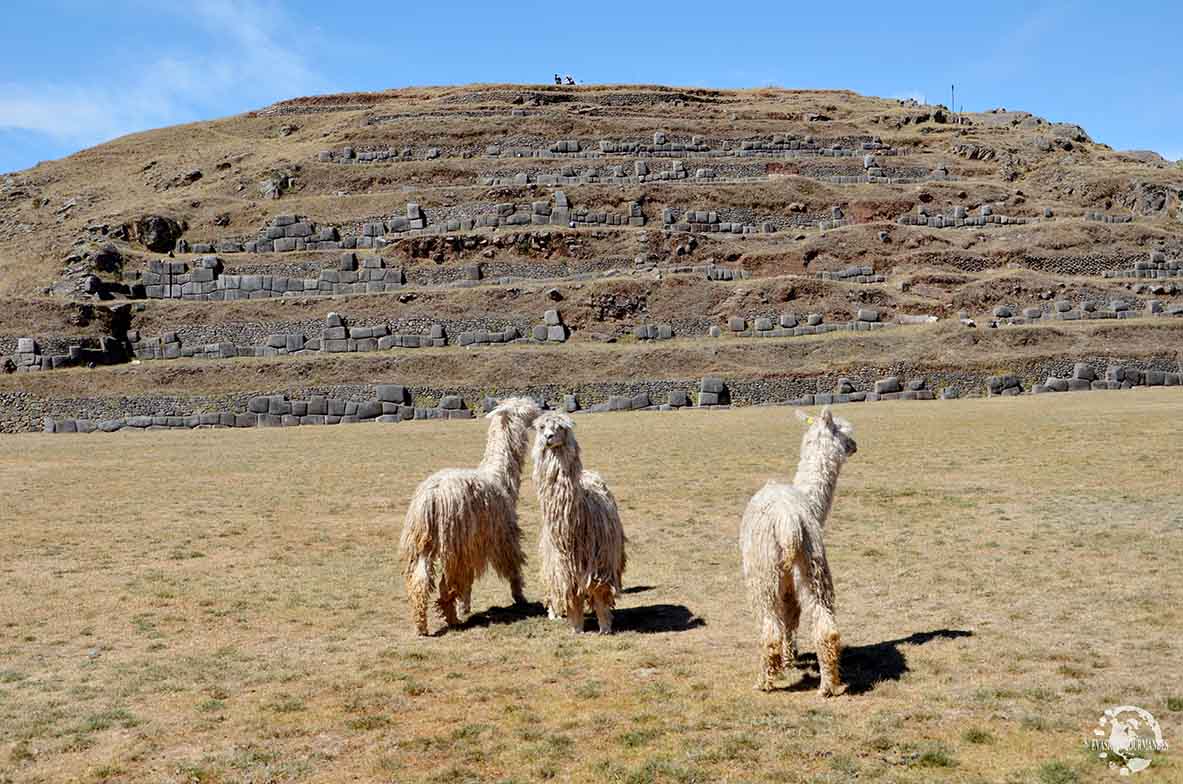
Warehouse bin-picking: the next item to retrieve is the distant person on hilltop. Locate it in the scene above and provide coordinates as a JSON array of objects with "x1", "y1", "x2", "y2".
[
  {"x1": 554, "y1": 74, "x2": 561, "y2": 85},
  {"x1": 565, "y1": 75, "x2": 575, "y2": 85}
]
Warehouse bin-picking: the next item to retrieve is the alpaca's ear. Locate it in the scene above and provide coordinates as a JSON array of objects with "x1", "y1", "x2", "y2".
[{"x1": 820, "y1": 407, "x2": 834, "y2": 427}]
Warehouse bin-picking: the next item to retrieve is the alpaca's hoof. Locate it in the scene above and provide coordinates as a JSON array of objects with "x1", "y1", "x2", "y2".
[
  {"x1": 754, "y1": 679, "x2": 775, "y2": 692},
  {"x1": 818, "y1": 682, "x2": 844, "y2": 698},
  {"x1": 597, "y1": 628, "x2": 613, "y2": 635}
]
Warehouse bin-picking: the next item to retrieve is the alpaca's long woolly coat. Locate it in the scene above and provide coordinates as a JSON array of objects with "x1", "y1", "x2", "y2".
[
  {"x1": 399, "y1": 397, "x2": 541, "y2": 635},
  {"x1": 739, "y1": 408, "x2": 856, "y2": 694},
  {"x1": 532, "y1": 412, "x2": 626, "y2": 631}
]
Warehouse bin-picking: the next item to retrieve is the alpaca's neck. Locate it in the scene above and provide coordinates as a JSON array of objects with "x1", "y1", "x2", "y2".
[
  {"x1": 792, "y1": 445, "x2": 844, "y2": 526},
  {"x1": 536, "y1": 447, "x2": 584, "y2": 530},
  {"x1": 480, "y1": 420, "x2": 528, "y2": 498}
]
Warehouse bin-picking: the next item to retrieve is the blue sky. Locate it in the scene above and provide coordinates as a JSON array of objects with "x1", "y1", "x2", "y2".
[{"x1": 1, "y1": 0, "x2": 1180, "y2": 174}]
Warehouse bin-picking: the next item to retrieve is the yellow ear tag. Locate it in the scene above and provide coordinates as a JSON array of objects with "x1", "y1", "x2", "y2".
[{"x1": 805, "y1": 416, "x2": 815, "y2": 425}]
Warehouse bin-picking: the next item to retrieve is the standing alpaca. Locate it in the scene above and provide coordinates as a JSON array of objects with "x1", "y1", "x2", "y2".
[
  {"x1": 399, "y1": 397, "x2": 541, "y2": 635},
  {"x1": 740, "y1": 407, "x2": 857, "y2": 696},
  {"x1": 532, "y1": 412, "x2": 627, "y2": 633}
]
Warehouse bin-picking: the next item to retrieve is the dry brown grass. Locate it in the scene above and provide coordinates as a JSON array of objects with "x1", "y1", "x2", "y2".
[{"x1": 1, "y1": 391, "x2": 1180, "y2": 782}]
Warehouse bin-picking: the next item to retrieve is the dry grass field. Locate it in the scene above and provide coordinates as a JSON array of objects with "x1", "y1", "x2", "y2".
[{"x1": 1, "y1": 392, "x2": 1181, "y2": 783}]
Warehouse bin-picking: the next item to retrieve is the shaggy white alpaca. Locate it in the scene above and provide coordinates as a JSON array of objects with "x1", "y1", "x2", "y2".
[
  {"x1": 740, "y1": 407, "x2": 857, "y2": 695},
  {"x1": 532, "y1": 412, "x2": 627, "y2": 633},
  {"x1": 399, "y1": 397, "x2": 541, "y2": 635}
]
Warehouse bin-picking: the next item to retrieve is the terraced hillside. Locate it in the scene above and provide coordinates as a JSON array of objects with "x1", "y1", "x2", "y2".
[{"x1": 1, "y1": 84, "x2": 1182, "y2": 431}]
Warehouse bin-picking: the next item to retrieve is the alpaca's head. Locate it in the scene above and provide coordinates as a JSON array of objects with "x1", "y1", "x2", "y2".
[
  {"x1": 533, "y1": 411, "x2": 576, "y2": 451},
  {"x1": 796, "y1": 407, "x2": 857, "y2": 462},
  {"x1": 486, "y1": 397, "x2": 543, "y2": 428}
]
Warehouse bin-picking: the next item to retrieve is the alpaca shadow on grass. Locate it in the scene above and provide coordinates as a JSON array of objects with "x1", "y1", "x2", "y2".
[
  {"x1": 782, "y1": 629, "x2": 973, "y2": 695},
  {"x1": 621, "y1": 585, "x2": 656, "y2": 595},
  {"x1": 454, "y1": 600, "x2": 548, "y2": 632},
  {"x1": 603, "y1": 604, "x2": 705, "y2": 634}
]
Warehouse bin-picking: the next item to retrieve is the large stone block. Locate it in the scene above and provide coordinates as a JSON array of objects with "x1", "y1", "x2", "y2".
[
  {"x1": 700, "y1": 376, "x2": 726, "y2": 394},
  {"x1": 376, "y1": 384, "x2": 407, "y2": 403},
  {"x1": 357, "y1": 401, "x2": 382, "y2": 420},
  {"x1": 440, "y1": 395, "x2": 464, "y2": 410},
  {"x1": 986, "y1": 375, "x2": 1020, "y2": 395},
  {"x1": 874, "y1": 377, "x2": 901, "y2": 394}
]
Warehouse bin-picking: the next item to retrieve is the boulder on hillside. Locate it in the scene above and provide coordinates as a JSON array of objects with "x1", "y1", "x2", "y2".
[{"x1": 132, "y1": 215, "x2": 184, "y2": 252}]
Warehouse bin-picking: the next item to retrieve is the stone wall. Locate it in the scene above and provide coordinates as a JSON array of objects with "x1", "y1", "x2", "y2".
[
  {"x1": 2, "y1": 337, "x2": 123, "y2": 373},
  {"x1": 316, "y1": 132, "x2": 899, "y2": 165},
  {"x1": 720, "y1": 309, "x2": 887, "y2": 338},
  {"x1": 990, "y1": 298, "x2": 1183, "y2": 324},
  {"x1": 1103, "y1": 251, "x2": 1182, "y2": 279},
  {"x1": 22, "y1": 357, "x2": 1183, "y2": 435},
  {"x1": 175, "y1": 194, "x2": 646, "y2": 259},
  {"x1": 126, "y1": 309, "x2": 569, "y2": 362},
  {"x1": 898, "y1": 204, "x2": 1041, "y2": 228},
  {"x1": 661, "y1": 207, "x2": 779, "y2": 234},
  {"x1": 132, "y1": 253, "x2": 407, "y2": 301},
  {"x1": 1085, "y1": 211, "x2": 1134, "y2": 224},
  {"x1": 815, "y1": 265, "x2": 886, "y2": 284}
]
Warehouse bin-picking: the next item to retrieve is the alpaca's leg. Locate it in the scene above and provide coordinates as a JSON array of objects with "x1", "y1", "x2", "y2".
[
  {"x1": 459, "y1": 584, "x2": 472, "y2": 617},
  {"x1": 490, "y1": 513, "x2": 528, "y2": 605},
  {"x1": 407, "y1": 556, "x2": 435, "y2": 637},
  {"x1": 567, "y1": 593, "x2": 585, "y2": 633},
  {"x1": 810, "y1": 561, "x2": 843, "y2": 697},
  {"x1": 508, "y1": 574, "x2": 527, "y2": 606},
  {"x1": 780, "y1": 586, "x2": 801, "y2": 666},
  {"x1": 756, "y1": 614, "x2": 784, "y2": 691},
  {"x1": 591, "y1": 586, "x2": 614, "y2": 634},
  {"x1": 435, "y1": 574, "x2": 461, "y2": 627},
  {"x1": 437, "y1": 593, "x2": 461, "y2": 627}
]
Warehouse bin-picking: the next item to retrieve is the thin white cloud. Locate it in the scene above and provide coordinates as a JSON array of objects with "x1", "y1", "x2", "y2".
[{"x1": 0, "y1": 0, "x2": 325, "y2": 148}]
